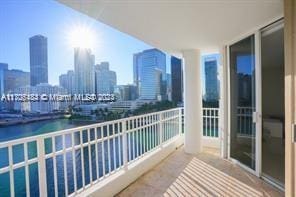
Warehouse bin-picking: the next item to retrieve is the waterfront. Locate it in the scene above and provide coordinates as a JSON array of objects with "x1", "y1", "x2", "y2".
[{"x1": 0, "y1": 119, "x2": 93, "y2": 142}]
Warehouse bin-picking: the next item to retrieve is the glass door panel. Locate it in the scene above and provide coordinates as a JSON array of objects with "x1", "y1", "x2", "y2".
[{"x1": 229, "y1": 35, "x2": 256, "y2": 170}]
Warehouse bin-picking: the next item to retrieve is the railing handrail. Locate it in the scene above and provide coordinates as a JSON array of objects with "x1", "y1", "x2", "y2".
[
  {"x1": 202, "y1": 107, "x2": 219, "y2": 110},
  {"x1": 0, "y1": 107, "x2": 183, "y2": 148}
]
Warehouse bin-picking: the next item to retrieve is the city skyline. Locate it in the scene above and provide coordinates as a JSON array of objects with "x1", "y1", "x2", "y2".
[
  {"x1": 0, "y1": 0, "x2": 156, "y2": 86},
  {"x1": 0, "y1": 0, "x2": 219, "y2": 90}
]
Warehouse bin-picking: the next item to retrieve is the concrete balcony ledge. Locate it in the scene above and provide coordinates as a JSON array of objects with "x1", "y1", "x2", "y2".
[{"x1": 116, "y1": 146, "x2": 284, "y2": 197}]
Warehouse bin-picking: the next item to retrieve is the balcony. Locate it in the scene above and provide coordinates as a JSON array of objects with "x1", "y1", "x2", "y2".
[{"x1": 0, "y1": 107, "x2": 284, "y2": 196}]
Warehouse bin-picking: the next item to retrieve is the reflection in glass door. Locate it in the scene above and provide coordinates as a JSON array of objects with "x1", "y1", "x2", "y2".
[{"x1": 229, "y1": 35, "x2": 256, "y2": 170}]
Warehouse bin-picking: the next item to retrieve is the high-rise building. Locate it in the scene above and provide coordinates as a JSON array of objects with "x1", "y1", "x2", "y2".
[
  {"x1": 59, "y1": 70, "x2": 75, "y2": 94},
  {"x1": 133, "y1": 54, "x2": 139, "y2": 88},
  {"x1": 4, "y1": 69, "x2": 30, "y2": 93},
  {"x1": 95, "y1": 62, "x2": 117, "y2": 94},
  {"x1": 13, "y1": 86, "x2": 31, "y2": 112},
  {"x1": 14, "y1": 84, "x2": 67, "y2": 113},
  {"x1": 171, "y1": 57, "x2": 183, "y2": 103},
  {"x1": 204, "y1": 57, "x2": 219, "y2": 101},
  {"x1": 166, "y1": 73, "x2": 172, "y2": 101},
  {"x1": 0, "y1": 63, "x2": 8, "y2": 110},
  {"x1": 74, "y1": 48, "x2": 95, "y2": 94},
  {"x1": 133, "y1": 49, "x2": 166, "y2": 100},
  {"x1": 114, "y1": 85, "x2": 138, "y2": 101},
  {"x1": 0, "y1": 63, "x2": 8, "y2": 95},
  {"x1": 29, "y1": 35, "x2": 48, "y2": 86}
]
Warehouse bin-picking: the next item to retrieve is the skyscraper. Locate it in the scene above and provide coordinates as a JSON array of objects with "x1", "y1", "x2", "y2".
[
  {"x1": 171, "y1": 57, "x2": 183, "y2": 103},
  {"x1": 0, "y1": 63, "x2": 8, "y2": 95},
  {"x1": 166, "y1": 73, "x2": 172, "y2": 101},
  {"x1": 29, "y1": 35, "x2": 48, "y2": 86},
  {"x1": 204, "y1": 57, "x2": 219, "y2": 101},
  {"x1": 95, "y1": 62, "x2": 117, "y2": 94},
  {"x1": 74, "y1": 48, "x2": 95, "y2": 94},
  {"x1": 114, "y1": 85, "x2": 138, "y2": 101},
  {"x1": 133, "y1": 54, "x2": 139, "y2": 88},
  {"x1": 4, "y1": 68, "x2": 30, "y2": 93},
  {"x1": 59, "y1": 70, "x2": 75, "y2": 94},
  {"x1": 133, "y1": 49, "x2": 166, "y2": 100}
]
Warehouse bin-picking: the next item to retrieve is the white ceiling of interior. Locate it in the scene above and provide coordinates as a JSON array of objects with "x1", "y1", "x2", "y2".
[{"x1": 58, "y1": 0, "x2": 283, "y2": 56}]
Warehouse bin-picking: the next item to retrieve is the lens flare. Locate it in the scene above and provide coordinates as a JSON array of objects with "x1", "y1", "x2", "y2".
[{"x1": 67, "y1": 24, "x2": 95, "y2": 50}]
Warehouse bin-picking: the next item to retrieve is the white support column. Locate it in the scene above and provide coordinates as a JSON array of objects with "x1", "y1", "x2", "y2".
[
  {"x1": 182, "y1": 49, "x2": 202, "y2": 154},
  {"x1": 219, "y1": 46, "x2": 228, "y2": 159}
]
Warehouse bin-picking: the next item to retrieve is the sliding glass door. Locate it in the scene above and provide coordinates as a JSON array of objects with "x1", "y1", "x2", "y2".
[{"x1": 229, "y1": 35, "x2": 257, "y2": 170}]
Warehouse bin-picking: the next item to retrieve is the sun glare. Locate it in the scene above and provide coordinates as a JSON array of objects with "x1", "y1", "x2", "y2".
[{"x1": 68, "y1": 25, "x2": 95, "y2": 50}]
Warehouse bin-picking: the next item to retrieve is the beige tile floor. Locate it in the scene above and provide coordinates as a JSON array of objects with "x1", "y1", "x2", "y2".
[{"x1": 116, "y1": 146, "x2": 284, "y2": 197}]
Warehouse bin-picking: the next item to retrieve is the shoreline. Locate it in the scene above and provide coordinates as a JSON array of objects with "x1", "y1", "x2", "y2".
[
  {"x1": 0, "y1": 115, "x2": 64, "y2": 126},
  {"x1": 0, "y1": 116, "x2": 101, "y2": 127}
]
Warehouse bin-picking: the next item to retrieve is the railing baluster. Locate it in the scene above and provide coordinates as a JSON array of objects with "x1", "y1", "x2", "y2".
[
  {"x1": 122, "y1": 120, "x2": 128, "y2": 170},
  {"x1": 101, "y1": 127, "x2": 106, "y2": 177},
  {"x1": 133, "y1": 126, "x2": 136, "y2": 159},
  {"x1": 179, "y1": 108, "x2": 182, "y2": 136},
  {"x1": 164, "y1": 114, "x2": 166, "y2": 142},
  {"x1": 159, "y1": 113, "x2": 163, "y2": 147},
  {"x1": 112, "y1": 124, "x2": 116, "y2": 170},
  {"x1": 143, "y1": 118, "x2": 146, "y2": 154},
  {"x1": 139, "y1": 119, "x2": 142, "y2": 156},
  {"x1": 63, "y1": 135, "x2": 68, "y2": 196},
  {"x1": 87, "y1": 129, "x2": 92, "y2": 184},
  {"x1": 152, "y1": 116, "x2": 155, "y2": 148},
  {"x1": 107, "y1": 126, "x2": 111, "y2": 174},
  {"x1": 95, "y1": 128, "x2": 99, "y2": 181},
  {"x1": 24, "y1": 142, "x2": 30, "y2": 197},
  {"x1": 80, "y1": 131, "x2": 85, "y2": 188},
  {"x1": 118, "y1": 123, "x2": 122, "y2": 168},
  {"x1": 37, "y1": 138, "x2": 47, "y2": 197},
  {"x1": 136, "y1": 125, "x2": 139, "y2": 158},
  {"x1": 8, "y1": 145, "x2": 14, "y2": 197},
  {"x1": 71, "y1": 133, "x2": 77, "y2": 194},
  {"x1": 149, "y1": 116, "x2": 152, "y2": 151},
  {"x1": 127, "y1": 127, "x2": 132, "y2": 162},
  {"x1": 52, "y1": 137, "x2": 58, "y2": 197}
]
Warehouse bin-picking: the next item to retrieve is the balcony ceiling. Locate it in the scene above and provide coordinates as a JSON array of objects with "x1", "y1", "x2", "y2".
[{"x1": 58, "y1": 0, "x2": 283, "y2": 56}]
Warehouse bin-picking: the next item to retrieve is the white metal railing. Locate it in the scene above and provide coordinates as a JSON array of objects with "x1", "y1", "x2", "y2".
[
  {"x1": 201, "y1": 106, "x2": 253, "y2": 138},
  {"x1": 237, "y1": 106, "x2": 254, "y2": 137},
  {"x1": 202, "y1": 108, "x2": 219, "y2": 138},
  {"x1": 0, "y1": 107, "x2": 182, "y2": 197}
]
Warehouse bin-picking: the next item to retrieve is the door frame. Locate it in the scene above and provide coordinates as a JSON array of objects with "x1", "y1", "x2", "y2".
[
  {"x1": 226, "y1": 31, "x2": 262, "y2": 177},
  {"x1": 225, "y1": 18, "x2": 285, "y2": 185},
  {"x1": 284, "y1": 1, "x2": 295, "y2": 196}
]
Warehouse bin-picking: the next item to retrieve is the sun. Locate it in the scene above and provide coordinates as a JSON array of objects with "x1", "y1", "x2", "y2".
[{"x1": 67, "y1": 25, "x2": 95, "y2": 50}]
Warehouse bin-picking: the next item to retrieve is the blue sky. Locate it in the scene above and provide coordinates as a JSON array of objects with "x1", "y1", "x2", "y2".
[
  {"x1": 0, "y1": 0, "x2": 158, "y2": 85},
  {"x1": 237, "y1": 55, "x2": 254, "y2": 75}
]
